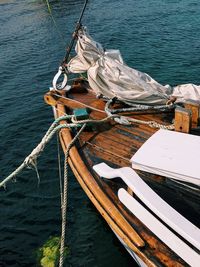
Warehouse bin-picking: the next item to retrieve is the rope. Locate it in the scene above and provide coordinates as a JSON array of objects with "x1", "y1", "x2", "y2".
[
  {"x1": 0, "y1": 92, "x2": 174, "y2": 267},
  {"x1": 0, "y1": 115, "x2": 81, "y2": 189},
  {"x1": 62, "y1": 0, "x2": 89, "y2": 66},
  {"x1": 71, "y1": 114, "x2": 114, "y2": 124},
  {"x1": 59, "y1": 124, "x2": 86, "y2": 267},
  {"x1": 70, "y1": 111, "x2": 174, "y2": 130},
  {"x1": 124, "y1": 116, "x2": 175, "y2": 130},
  {"x1": 0, "y1": 111, "x2": 113, "y2": 266},
  {"x1": 104, "y1": 99, "x2": 174, "y2": 129},
  {"x1": 57, "y1": 133, "x2": 63, "y2": 205},
  {"x1": 53, "y1": 93, "x2": 174, "y2": 130},
  {"x1": 0, "y1": 111, "x2": 115, "y2": 190},
  {"x1": 105, "y1": 98, "x2": 175, "y2": 114}
]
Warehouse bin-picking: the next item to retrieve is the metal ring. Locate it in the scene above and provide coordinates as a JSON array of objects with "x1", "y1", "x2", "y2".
[{"x1": 52, "y1": 66, "x2": 68, "y2": 90}]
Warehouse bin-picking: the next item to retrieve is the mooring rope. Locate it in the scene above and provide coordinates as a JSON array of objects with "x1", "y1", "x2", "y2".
[
  {"x1": 0, "y1": 123, "x2": 67, "y2": 188},
  {"x1": 0, "y1": 100, "x2": 174, "y2": 267},
  {"x1": 57, "y1": 133, "x2": 63, "y2": 205},
  {"x1": 59, "y1": 124, "x2": 86, "y2": 267},
  {"x1": 0, "y1": 115, "x2": 79, "y2": 189},
  {"x1": 0, "y1": 113, "x2": 112, "y2": 267}
]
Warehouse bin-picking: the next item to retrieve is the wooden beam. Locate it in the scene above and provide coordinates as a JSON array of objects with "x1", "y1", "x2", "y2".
[
  {"x1": 184, "y1": 99, "x2": 200, "y2": 128},
  {"x1": 174, "y1": 107, "x2": 192, "y2": 133}
]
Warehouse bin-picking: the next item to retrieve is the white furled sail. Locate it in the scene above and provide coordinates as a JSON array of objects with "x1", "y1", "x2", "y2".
[
  {"x1": 173, "y1": 83, "x2": 200, "y2": 102},
  {"x1": 67, "y1": 28, "x2": 200, "y2": 105}
]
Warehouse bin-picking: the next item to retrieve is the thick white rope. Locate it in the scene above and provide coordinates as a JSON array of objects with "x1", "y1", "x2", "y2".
[
  {"x1": 122, "y1": 116, "x2": 175, "y2": 130},
  {"x1": 0, "y1": 115, "x2": 79, "y2": 189},
  {"x1": 0, "y1": 114, "x2": 114, "y2": 189},
  {"x1": 0, "y1": 124, "x2": 64, "y2": 188}
]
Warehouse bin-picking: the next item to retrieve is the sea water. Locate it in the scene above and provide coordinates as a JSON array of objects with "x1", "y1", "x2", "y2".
[{"x1": 0, "y1": 0, "x2": 200, "y2": 266}]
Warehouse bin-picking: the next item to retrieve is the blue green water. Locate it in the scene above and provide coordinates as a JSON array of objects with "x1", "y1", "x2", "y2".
[{"x1": 0, "y1": 1, "x2": 200, "y2": 266}]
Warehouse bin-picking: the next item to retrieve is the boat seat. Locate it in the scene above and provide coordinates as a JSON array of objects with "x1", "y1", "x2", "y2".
[{"x1": 93, "y1": 163, "x2": 200, "y2": 251}]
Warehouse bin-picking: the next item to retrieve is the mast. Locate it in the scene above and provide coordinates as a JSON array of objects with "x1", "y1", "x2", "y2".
[
  {"x1": 62, "y1": 0, "x2": 89, "y2": 70},
  {"x1": 52, "y1": 0, "x2": 89, "y2": 90}
]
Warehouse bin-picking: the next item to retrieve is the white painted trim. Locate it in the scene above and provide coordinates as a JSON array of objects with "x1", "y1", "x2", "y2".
[
  {"x1": 93, "y1": 163, "x2": 200, "y2": 251},
  {"x1": 118, "y1": 188, "x2": 200, "y2": 267}
]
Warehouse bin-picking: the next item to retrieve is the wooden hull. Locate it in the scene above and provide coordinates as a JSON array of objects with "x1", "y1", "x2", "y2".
[
  {"x1": 46, "y1": 86, "x2": 200, "y2": 266},
  {"x1": 112, "y1": 228, "x2": 147, "y2": 267}
]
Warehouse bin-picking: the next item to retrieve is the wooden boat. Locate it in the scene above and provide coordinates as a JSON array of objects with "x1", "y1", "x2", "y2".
[
  {"x1": 44, "y1": 76, "x2": 200, "y2": 266},
  {"x1": 43, "y1": 4, "x2": 200, "y2": 263}
]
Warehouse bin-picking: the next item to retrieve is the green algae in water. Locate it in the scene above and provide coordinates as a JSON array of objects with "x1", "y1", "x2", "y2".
[{"x1": 37, "y1": 236, "x2": 69, "y2": 267}]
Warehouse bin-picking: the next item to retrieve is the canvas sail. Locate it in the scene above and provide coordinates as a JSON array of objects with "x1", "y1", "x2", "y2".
[{"x1": 67, "y1": 28, "x2": 200, "y2": 105}]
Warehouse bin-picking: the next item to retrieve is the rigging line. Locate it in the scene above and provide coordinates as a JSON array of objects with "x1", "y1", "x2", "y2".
[
  {"x1": 44, "y1": 0, "x2": 67, "y2": 46},
  {"x1": 0, "y1": 123, "x2": 81, "y2": 189}
]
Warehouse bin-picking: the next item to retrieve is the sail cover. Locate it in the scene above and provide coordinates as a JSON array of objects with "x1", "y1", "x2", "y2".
[{"x1": 67, "y1": 28, "x2": 200, "y2": 105}]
